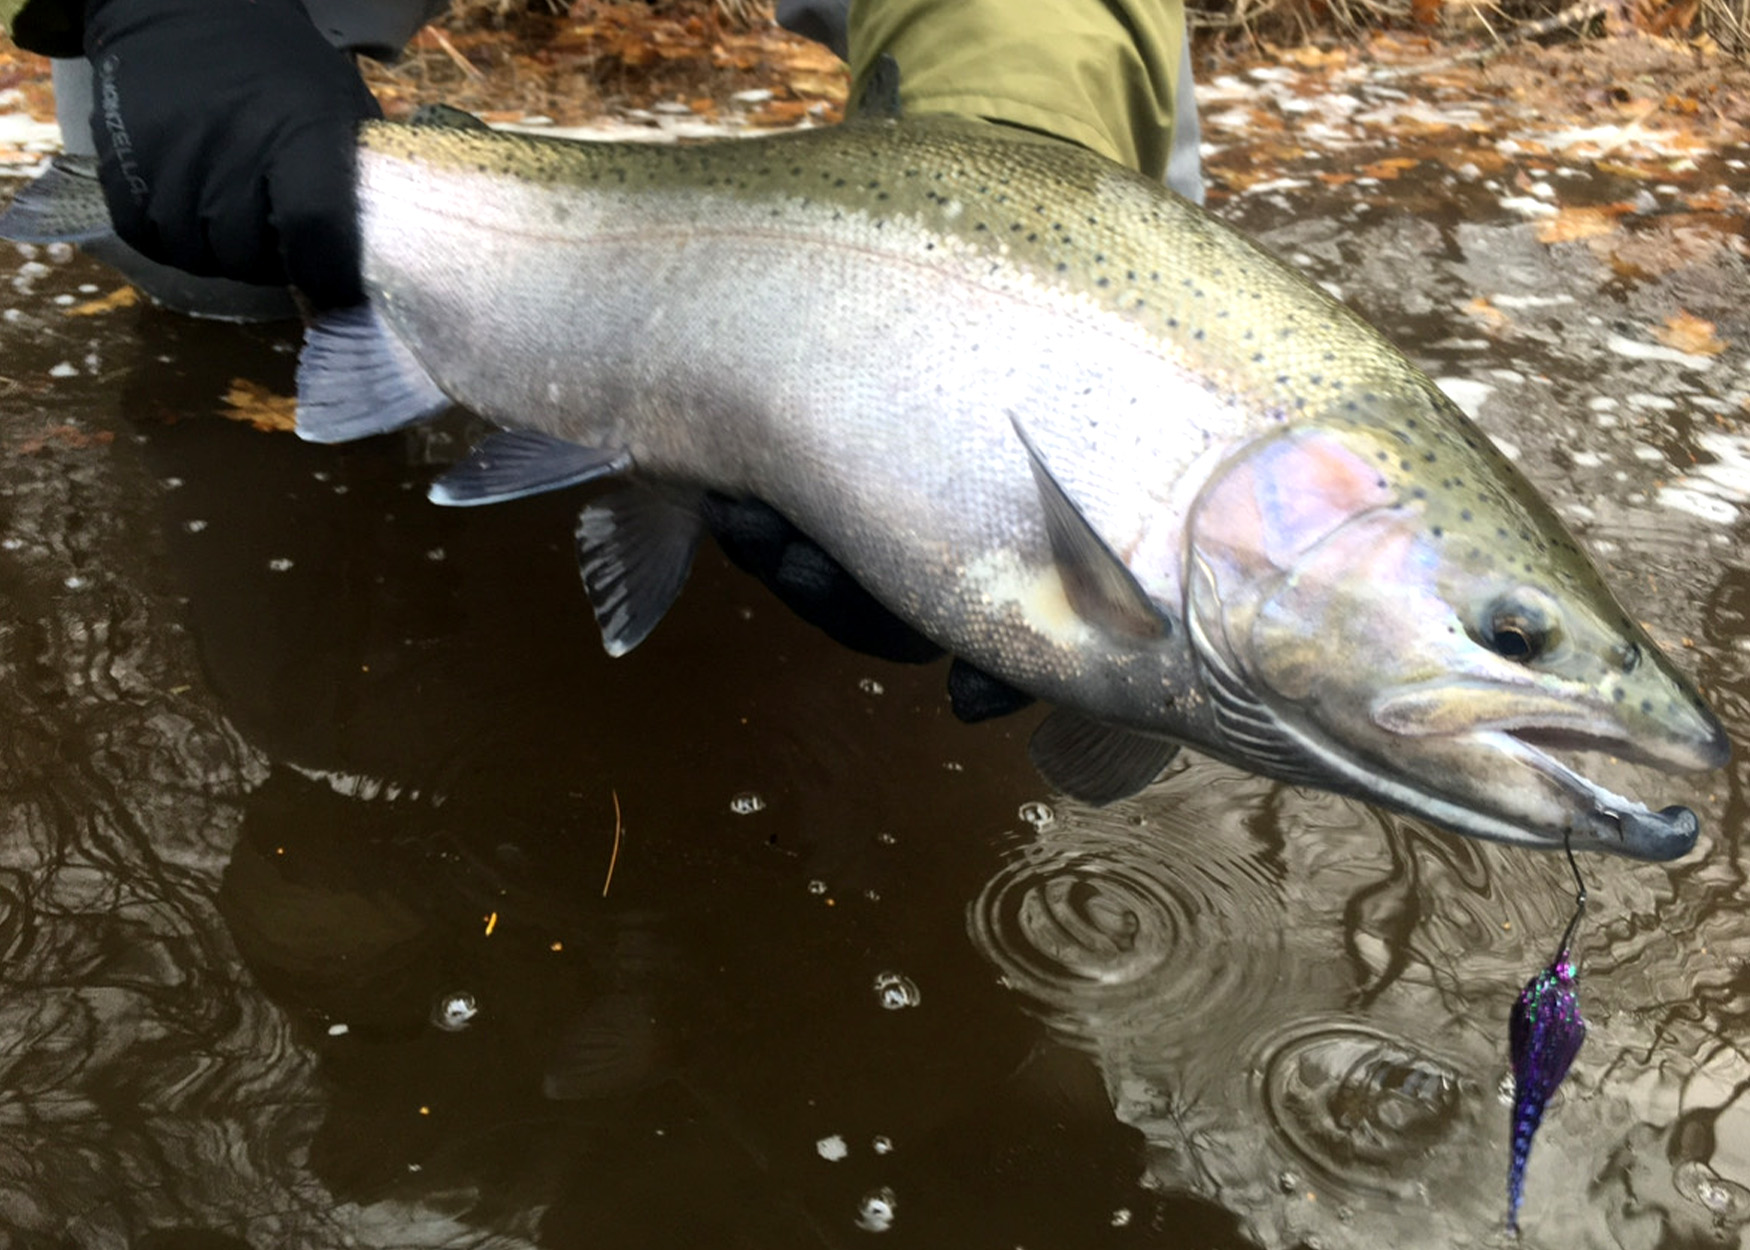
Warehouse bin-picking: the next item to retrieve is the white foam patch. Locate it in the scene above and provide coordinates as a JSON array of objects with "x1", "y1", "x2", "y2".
[
  {"x1": 1605, "y1": 335, "x2": 1717, "y2": 371},
  {"x1": 1434, "y1": 377, "x2": 1493, "y2": 420},
  {"x1": 1659, "y1": 486, "x2": 1739, "y2": 526},
  {"x1": 1656, "y1": 432, "x2": 1750, "y2": 527},
  {"x1": 1490, "y1": 293, "x2": 1576, "y2": 310}
]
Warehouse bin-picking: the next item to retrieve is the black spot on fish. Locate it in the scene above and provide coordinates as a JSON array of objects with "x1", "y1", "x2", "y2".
[
  {"x1": 1640, "y1": 698, "x2": 1654, "y2": 713},
  {"x1": 1432, "y1": 525, "x2": 1445, "y2": 537},
  {"x1": 1614, "y1": 688, "x2": 1626, "y2": 702},
  {"x1": 1461, "y1": 509, "x2": 1473, "y2": 521},
  {"x1": 1098, "y1": 277, "x2": 1111, "y2": 287}
]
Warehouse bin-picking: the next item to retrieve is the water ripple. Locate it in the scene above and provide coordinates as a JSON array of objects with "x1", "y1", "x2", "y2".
[
  {"x1": 1257, "y1": 1020, "x2": 1482, "y2": 1198},
  {"x1": 968, "y1": 763, "x2": 1290, "y2": 1051}
]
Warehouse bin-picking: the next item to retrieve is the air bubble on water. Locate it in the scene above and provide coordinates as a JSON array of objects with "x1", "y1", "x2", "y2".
[
  {"x1": 48, "y1": 361, "x2": 77, "y2": 378},
  {"x1": 45, "y1": 244, "x2": 72, "y2": 263},
  {"x1": 872, "y1": 1135, "x2": 893, "y2": 1155},
  {"x1": 859, "y1": 677, "x2": 884, "y2": 695},
  {"x1": 807, "y1": 879, "x2": 828, "y2": 896},
  {"x1": 18, "y1": 261, "x2": 48, "y2": 280},
  {"x1": 267, "y1": 558, "x2": 294, "y2": 572},
  {"x1": 327, "y1": 1023, "x2": 349, "y2": 1037},
  {"x1": 863, "y1": 889, "x2": 880, "y2": 903},
  {"x1": 52, "y1": 294, "x2": 74, "y2": 307},
  {"x1": 729, "y1": 792, "x2": 765, "y2": 815},
  {"x1": 1673, "y1": 1161, "x2": 1750, "y2": 1223},
  {"x1": 425, "y1": 548, "x2": 446, "y2": 562},
  {"x1": 1, "y1": 537, "x2": 21, "y2": 551},
  {"x1": 161, "y1": 477, "x2": 184, "y2": 490},
  {"x1": 1110, "y1": 1209, "x2": 1131, "y2": 1228},
  {"x1": 1018, "y1": 801, "x2": 1055, "y2": 831},
  {"x1": 876, "y1": 831, "x2": 896, "y2": 846},
  {"x1": 943, "y1": 761, "x2": 963, "y2": 772},
  {"x1": 431, "y1": 991, "x2": 479, "y2": 1032},
  {"x1": 816, "y1": 1134, "x2": 848, "y2": 1162},
  {"x1": 1278, "y1": 1170, "x2": 1302, "y2": 1194},
  {"x1": 63, "y1": 575, "x2": 85, "y2": 589},
  {"x1": 77, "y1": 283, "x2": 98, "y2": 294},
  {"x1": 855, "y1": 1187, "x2": 896, "y2": 1233},
  {"x1": 183, "y1": 520, "x2": 208, "y2": 534},
  {"x1": 873, "y1": 972, "x2": 920, "y2": 1010}
]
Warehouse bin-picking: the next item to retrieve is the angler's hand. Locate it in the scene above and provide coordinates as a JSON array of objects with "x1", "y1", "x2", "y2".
[
  {"x1": 82, "y1": 0, "x2": 381, "y2": 310},
  {"x1": 699, "y1": 494, "x2": 1034, "y2": 723}
]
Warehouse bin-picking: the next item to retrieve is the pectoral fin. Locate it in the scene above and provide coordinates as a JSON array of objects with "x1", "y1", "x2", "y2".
[
  {"x1": 430, "y1": 430, "x2": 631, "y2": 506},
  {"x1": 296, "y1": 304, "x2": 452, "y2": 443},
  {"x1": 1010, "y1": 416, "x2": 1169, "y2": 641},
  {"x1": 1028, "y1": 708, "x2": 1179, "y2": 803},
  {"x1": 576, "y1": 487, "x2": 704, "y2": 657}
]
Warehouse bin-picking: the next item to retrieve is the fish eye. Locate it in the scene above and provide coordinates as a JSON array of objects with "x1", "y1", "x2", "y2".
[{"x1": 1480, "y1": 593, "x2": 1556, "y2": 664}]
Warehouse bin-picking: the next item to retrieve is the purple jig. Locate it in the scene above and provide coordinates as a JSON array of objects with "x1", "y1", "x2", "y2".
[{"x1": 1506, "y1": 835, "x2": 1588, "y2": 1235}]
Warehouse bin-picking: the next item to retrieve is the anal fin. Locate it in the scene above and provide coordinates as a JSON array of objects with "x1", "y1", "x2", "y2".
[
  {"x1": 1028, "y1": 708, "x2": 1179, "y2": 804},
  {"x1": 576, "y1": 487, "x2": 704, "y2": 657},
  {"x1": 430, "y1": 430, "x2": 631, "y2": 507},
  {"x1": 296, "y1": 304, "x2": 452, "y2": 444}
]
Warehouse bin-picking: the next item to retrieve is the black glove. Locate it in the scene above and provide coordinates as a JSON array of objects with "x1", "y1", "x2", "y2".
[
  {"x1": 699, "y1": 494, "x2": 1035, "y2": 722},
  {"x1": 83, "y1": 0, "x2": 381, "y2": 310}
]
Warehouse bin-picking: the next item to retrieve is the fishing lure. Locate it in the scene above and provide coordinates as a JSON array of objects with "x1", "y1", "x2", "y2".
[{"x1": 1506, "y1": 836, "x2": 1589, "y2": 1235}]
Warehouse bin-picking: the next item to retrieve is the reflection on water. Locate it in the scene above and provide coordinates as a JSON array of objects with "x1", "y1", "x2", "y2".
[{"x1": 0, "y1": 153, "x2": 1747, "y2": 1248}]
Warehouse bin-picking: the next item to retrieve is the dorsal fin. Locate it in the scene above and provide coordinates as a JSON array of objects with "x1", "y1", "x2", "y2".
[
  {"x1": 409, "y1": 103, "x2": 493, "y2": 131},
  {"x1": 853, "y1": 53, "x2": 902, "y2": 120},
  {"x1": 1010, "y1": 415, "x2": 1169, "y2": 641}
]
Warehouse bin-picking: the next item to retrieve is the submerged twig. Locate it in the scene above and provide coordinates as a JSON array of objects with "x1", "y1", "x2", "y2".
[{"x1": 601, "y1": 788, "x2": 622, "y2": 898}]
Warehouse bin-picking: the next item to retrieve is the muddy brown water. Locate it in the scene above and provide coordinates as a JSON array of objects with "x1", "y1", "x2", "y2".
[{"x1": 0, "y1": 156, "x2": 1747, "y2": 1249}]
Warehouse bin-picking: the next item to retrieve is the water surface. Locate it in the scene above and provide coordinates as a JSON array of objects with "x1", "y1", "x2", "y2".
[{"x1": 0, "y1": 151, "x2": 1746, "y2": 1248}]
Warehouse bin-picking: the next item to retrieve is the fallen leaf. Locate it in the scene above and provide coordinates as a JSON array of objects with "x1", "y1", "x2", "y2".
[
  {"x1": 1536, "y1": 206, "x2": 1623, "y2": 244},
  {"x1": 1462, "y1": 295, "x2": 1512, "y2": 332},
  {"x1": 63, "y1": 286, "x2": 139, "y2": 317},
  {"x1": 1281, "y1": 44, "x2": 1348, "y2": 67},
  {"x1": 1361, "y1": 157, "x2": 1420, "y2": 180},
  {"x1": 1653, "y1": 310, "x2": 1726, "y2": 355},
  {"x1": 222, "y1": 378, "x2": 298, "y2": 433},
  {"x1": 13, "y1": 424, "x2": 115, "y2": 455}
]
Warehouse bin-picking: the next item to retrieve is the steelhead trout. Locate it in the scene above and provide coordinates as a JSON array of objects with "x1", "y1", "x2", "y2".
[{"x1": 145, "y1": 116, "x2": 1750, "y2": 854}]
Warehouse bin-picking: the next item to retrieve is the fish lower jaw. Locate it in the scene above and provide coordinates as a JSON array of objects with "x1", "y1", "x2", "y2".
[
  {"x1": 1248, "y1": 709, "x2": 1698, "y2": 859},
  {"x1": 1484, "y1": 730, "x2": 1700, "y2": 861}
]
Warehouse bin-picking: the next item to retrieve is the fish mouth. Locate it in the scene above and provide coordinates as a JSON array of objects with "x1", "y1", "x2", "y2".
[{"x1": 1487, "y1": 729, "x2": 1700, "y2": 862}]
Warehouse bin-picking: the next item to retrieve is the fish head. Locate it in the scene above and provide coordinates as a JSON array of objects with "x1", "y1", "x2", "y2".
[{"x1": 1185, "y1": 398, "x2": 1729, "y2": 860}]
